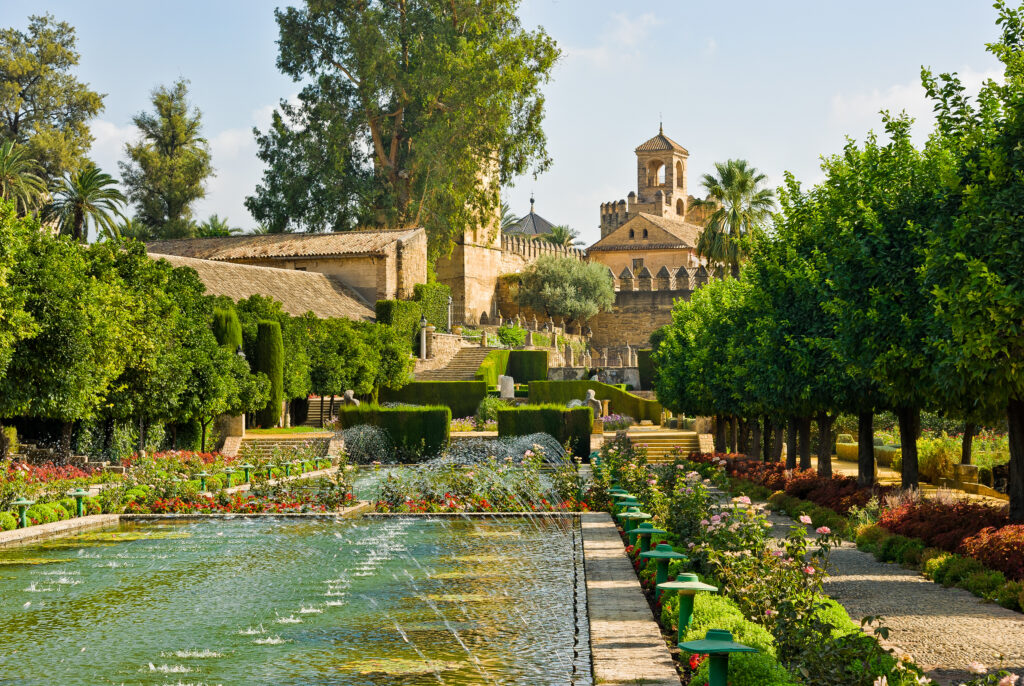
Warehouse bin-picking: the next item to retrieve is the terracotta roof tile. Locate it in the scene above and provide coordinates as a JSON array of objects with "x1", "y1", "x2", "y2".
[
  {"x1": 586, "y1": 213, "x2": 702, "y2": 252},
  {"x1": 146, "y1": 228, "x2": 421, "y2": 261},
  {"x1": 635, "y1": 129, "x2": 689, "y2": 155}
]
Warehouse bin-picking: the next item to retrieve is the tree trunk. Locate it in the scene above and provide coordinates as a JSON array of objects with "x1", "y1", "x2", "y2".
[
  {"x1": 897, "y1": 407, "x2": 921, "y2": 490},
  {"x1": 816, "y1": 412, "x2": 834, "y2": 478},
  {"x1": 714, "y1": 416, "x2": 726, "y2": 453},
  {"x1": 171, "y1": 424, "x2": 178, "y2": 450},
  {"x1": 857, "y1": 411, "x2": 875, "y2": 488},
  {"x1": 0, "y1": 420, "x2": 7, "y2": 460},
  {"x1": 785, "y1": 418, "x2": 798, "y2": 469},
  {"x1": 329, "y1": 394, "x2": 336, "y2": 421},
  {"x1": 798, "y1": 416, "x2": 813, "y2": 470},
  {"x1": 60, "y1": 421, "x2": 73, "y2": 463},
  {"x1": 750, "y1": 418, "x2": 761, "y2": 460},
  {"x1": 319, "y1": 395, "x2": 325, "y2": 428},
  {"x1": 1007, "y1": 398, "x2": 1024, "y2": 523},
  {"x1": 284, "y1": 400, "x2": 291, "y2": 428},
  {"x1": 200, "y1": 420, "x2": 209, "y2": 453},
  {"x1": 762, "y1": 416, "x2": 772, "y2": 461},
  {"x1": 728, "y1": 416, "x2": 738, "y2": 453},
  {"x1": 772, "y1": 420, "x2": 784, "y2": 462},
  {"x1": 961, "y1": 422, "x2": 976, "y2": 465}
]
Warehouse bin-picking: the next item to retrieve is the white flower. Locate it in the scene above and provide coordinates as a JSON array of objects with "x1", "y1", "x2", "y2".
[
  {"x1": 873, "y1": 678, "x2": 887, "y2": 686},
  {"x1": 998, "y1": 675, "x2": 1019, "y2": 686},
  {"x1": 968, "y1": 662, "x2": 987, "y2": 674}
]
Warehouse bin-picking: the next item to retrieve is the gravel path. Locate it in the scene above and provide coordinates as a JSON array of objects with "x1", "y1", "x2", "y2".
[{"x1": 761, "y1": 508, "x2": 1024, "y2": 685}]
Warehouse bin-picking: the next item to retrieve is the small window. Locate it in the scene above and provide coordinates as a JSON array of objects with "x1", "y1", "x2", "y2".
[
  {"x1": 642, "y1": 229, "x2": 649, "y2": 239},
  {"x1": 632, "y1": 258, "x2": 645, "y2": 272},
  {"x1": 629, "y1": 229, "x2": 635, "y2": 239},
  {"x1": 294, "y1": 267, "x2": 307, "y2": 272}
]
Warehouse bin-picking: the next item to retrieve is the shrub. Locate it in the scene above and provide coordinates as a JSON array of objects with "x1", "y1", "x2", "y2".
[
  {"x1": 475, "y1": 396, "x2": 509, "y2": 426},
  {"x1": 874, "y1": 445, "x2": 901, "y2": 467},
  {"x1": 496, "y1": 324, "x2": 526, "y2": 347},
  {"x1": 84, "y1": 496, "x2": 101, "y2": 515},
  {"x1": 335, "y1": 404, "x2": 451, "y2": 461},
  {"x1": 375, "y1": 299, "x2": 422, "y2": 348},
  {"x1": 253, "y1": 320, "x2": 284, "y2": 428},
  {"x1": 496, "y1": 405, "x2": 592, "y2": 457},
  {"x1": 879, "y1": 534, "x2": 913, "y2": 563},
  {"x1": 836, "y1": 434, "x2": 855, "y2": 444},
  {"x1": 212, "y1": 306, "x2": 243, "y2": 349},
  {"x1": 835, "y1": 442, "x2": 858, "y2": 461},
  {"x1": 528, "y1": 380, "x2": 662, "y2": 423},
  {"x1": 960, "y1": 524, "x2": 1024, "y2": 581},
  {"x1": 636, "y1": 348, "x2": 654, "y2": 390},
  {"x1": 474, "y1": 349, "x2": 510, "y2": 387},
  {"x1": 878, "y1": 500, "x2": 1009, "y2": 552},
  {"x1": 855, "y1": 523, "x2": 891, "y2": 553},
  {"x1": 0, "y1": 511, "x2": 16, "y2": 530},
  {"x1": 412, "y1": 282, "x2": 450, "y2": 330},
  {"x1": 923, "y1": 552, "x2": 953, "y2": 581},
  {"x1": 507, "y1": 350, "x2": 548, "y2": 383},
  {"x1": 379, "y1": 381, "x2": 486, "y2": 419},
  {"x1": 2, "y1": 426, "x2": 17, "y2": 454},
  {"x1": 994, "y1": 580, "x2": 1023, "y2": 610},
  {"x1": 962, "y1": 570, "x2": 1006, "y2": 598},
  {"x1": 898, "y1": 539, "x2": 926, "y2": 566},
  {"x1": 937, "y1": 555, "x2": 986, "y2": 588},
  {"x1": 51, "y1": 504, "x2": 70, "y2": 521}
]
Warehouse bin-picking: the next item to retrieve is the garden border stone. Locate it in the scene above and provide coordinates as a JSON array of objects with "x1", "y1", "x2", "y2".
[{"x1": 0, "y1": 514, "x2": 119, "y2": 549}]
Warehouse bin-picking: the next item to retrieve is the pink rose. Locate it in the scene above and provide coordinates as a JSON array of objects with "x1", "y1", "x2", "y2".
[
  {"x1": 816, "y1": 526, "x2": 831, "y2": 535},
  {"x1": 803, "y1": 566, "x2": 815, "y2": 575},
  {"x1": 798, "y1": 515, "x2": 812, "y2": 525}
]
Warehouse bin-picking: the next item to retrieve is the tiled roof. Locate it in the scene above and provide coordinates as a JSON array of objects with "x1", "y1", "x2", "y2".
[
  {"x1": 586, "y1": 213, "x2": 702, "y2": 252},
  {"x1": 635, "y1": 128, "x2": 689, "y2": 155},
  {"x1": 504, "y1": 211, "x2": 556, "y2": 236},
  {"x1": 151, "y1": 254, "x2": 375, "y2": 321},
  {"x1": 146, "y1": 228, "x2": 422, "y2": 261}
]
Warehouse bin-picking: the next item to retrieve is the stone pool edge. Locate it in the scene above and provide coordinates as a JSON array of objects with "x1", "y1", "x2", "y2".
[
  {"x1": 582, "y1": 511, "x2": 680, "y2": 686},
  {"x1": 0, "y1": 502, "x2": 371, "y2": 549}
]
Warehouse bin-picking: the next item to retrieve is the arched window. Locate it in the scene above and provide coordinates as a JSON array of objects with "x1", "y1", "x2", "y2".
[
  {"x1": 676, "y1": 198, "x2": 685, "y2": 216},
  {"x1": 629, "y1": 229, "x2": 635, "y2": 239},
  {"x1": 642, "y1": 229, "x2": 649, "y2": 239},
  {"x1": 675, "y1": 161, "x2": 684, "y2": 187},
  {"x1": 647, "y1": 159, "x2": 665, "y2": 186}
]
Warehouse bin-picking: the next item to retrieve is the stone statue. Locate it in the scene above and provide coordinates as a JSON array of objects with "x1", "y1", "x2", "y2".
[
  {"x1": 584, "y1": 389, "x2": 602, "y2": 419},
  {"x1": 342, "y1": 390, "x2": 360, "y2": 406},
  {"x1": 498, "y1": 375, "x2": 515, "y2": 399}
]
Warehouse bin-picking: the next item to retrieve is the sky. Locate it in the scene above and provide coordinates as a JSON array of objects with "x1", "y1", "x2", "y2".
[{"x1": 3, "y1": 0, "x2": 1004, "y2": 245}]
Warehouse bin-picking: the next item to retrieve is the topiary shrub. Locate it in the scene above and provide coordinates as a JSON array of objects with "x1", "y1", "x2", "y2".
[
  {"x1": 335, "y1": 404, "x2": 451, "y2": 461},
  {"x1": 507, "y1": 350, "x2": 548, "y2": 383},
  {"x1": 380, "y1": 381, "x2": 486, "y2": 419},
  {"x1": 474, "y1": 349, "x2": 510, "y2": 387},
  {"x1": 496, "y1": 405, "x2": 592, "y2": 457},
  {"x1": 0, "y1": 511, "x2": 16, "y2": 530},
  {"x1": 254, "y1": 319, "x2": 284, "y2": 428},
  {"x1": 836, "y1": 433, "x2": 855, "y2": 444},
  {"x1": 212, "y1": 306, "x2": 243, "y2": 350},
  {"x1": 375, "y1": 299, "x2": 423, "y2": 348},
  {"x1": 528, "y1": 380, "x2": 662, "y2": 423}
]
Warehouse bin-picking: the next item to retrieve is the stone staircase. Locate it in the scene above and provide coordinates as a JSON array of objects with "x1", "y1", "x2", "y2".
[
  {"x1": 415, "y1": 348, "x2": 494, "y2": 381},
  {"x1": 625, "y1": 429, "x2": 700, "y2": 462},
  {"x1": 230, "y1": 434, "x2": 338, "y2": 460}
]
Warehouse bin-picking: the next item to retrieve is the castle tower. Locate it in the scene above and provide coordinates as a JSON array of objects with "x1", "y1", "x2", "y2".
[{"x1": 600, "y1": 125, "x2": 690, "y2": 237}]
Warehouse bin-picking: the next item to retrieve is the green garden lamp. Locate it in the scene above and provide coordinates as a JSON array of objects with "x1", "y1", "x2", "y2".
[
  {"x1": 608, "y1": 487, "x2": 628, "y2": 495},
  {"x1": 12, "y1": 497, "x2": 34, "y2": 529},
  {"x1": 657, "y1": 573, "x2": 718, "y2": 643},
  {"x1": 678, "y1": 629, "x2": 757, "y2": 686},
  {"x1": 196, "y1": 472, "x2": 210, "y2": 492},
  {"x1": 628, "y1": 521, "x2": 668, "y2": 552},
  {"x1": 283, "y1": 462, "x2": 292, "y2": 478},
  {"x1": 616, "y1": 506, "x2": 651, "y2": 534},
  {"x1": 223, "y1": 468, "x2": 236, "y2": 487},
  {"x1": 639, "y1": 543, "x2": 688, "y2": 597},
  {"x1": 68, "y1": 488, "x2": 90, "y2": 518},
  {"x1": 240, "y1": 464, "x2": 255, "y2": 483},
  {"x1": 266, "y1": 465, "x2": 274, "y2": 481},
  {"x1": 612, "y1": 496, "x2": 640, "y2": 515}
]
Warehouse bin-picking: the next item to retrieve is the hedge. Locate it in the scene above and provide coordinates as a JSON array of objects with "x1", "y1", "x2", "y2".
[
  {"x1": 375, "y1": 299, "x2": 422, "y2": 348},
  {"x1": 527, "y1": 380, "x2": 662, "y2": 423},
  {"x1": 637, "y1": 348, "x2": 654, "y2": 390},
  {"x1": 413, "y1": 283, "x2": 451, "y2": 330},
  {"x1": 379, "y1": 381, "x2": 487, "y2": 419},
  {"x1": 475, "y1": 349, "x2": 510, "y2": 387},
  {"x1": 254, "y1": 320, "x2": 284, "y2": 428},
  {"x1": 507, "y1": 350, "x2": 548, "y2": 383},
  {"x1": 212, "y1": 306, "x2": 243, "y2": 350},
  {"x1": 496, "y1": 404, "x2": 592, "y2": 457},
  {"x1": 335, "y1": 404, "x2": 451, "y2": 459}
]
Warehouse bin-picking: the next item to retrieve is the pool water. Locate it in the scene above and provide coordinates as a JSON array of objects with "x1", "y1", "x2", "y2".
[{"x1": 0, "y1": 516, "x2": 590, "y2": 685}]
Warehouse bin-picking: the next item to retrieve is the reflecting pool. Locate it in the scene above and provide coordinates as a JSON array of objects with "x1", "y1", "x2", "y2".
[{"x1": 0, "y1": 516, "x2": 590, "y2": 685}]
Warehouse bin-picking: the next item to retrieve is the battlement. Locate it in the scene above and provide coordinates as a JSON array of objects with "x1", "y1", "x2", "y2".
[
  {"x1": 613, "y1": 265, "x2": 709, "y2": 292},
  {"x1": 500, "y1": 234, "x2": 586, "y2": 261}
]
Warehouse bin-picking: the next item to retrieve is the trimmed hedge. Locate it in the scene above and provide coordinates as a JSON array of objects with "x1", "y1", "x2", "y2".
[
  {"x1": 475, "y1": 349, "x2": 510, "y2": 387},
  {"x1": 413, "y1": 283, "x2": 451, "y2": 330},
  {"x1": 496, "y1": 404, "x2": 592, "y2": 457},
  {"x1": 376, "y1": 299, "x2": 422, "y2": 348},
  {"x1": 254, "y1": 320, "x2": 284, "y2": 428},
  {"x1": 637, "y1": 348, "x2": 653, "y2": 390},
  {"x1": 528, "y1": 380, "x2": 662, "y2": 423},
  {"x1": 335, "y1": 404, "x2": 451, "y2": 459},
  {"x1": 836, "y1": 442, "x2": 859, "y2": 461},
  {"x1": 507, "y1": 350, "x2": 548, "y2": 383},
  {"x1": 379, "y1": 381, "x2": 487, "y2": 419}
]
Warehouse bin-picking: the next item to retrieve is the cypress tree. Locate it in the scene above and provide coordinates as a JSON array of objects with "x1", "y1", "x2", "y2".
[
  {"x1": 212, "y1": 307, "x2": 243, "y2": 351},
  {"x1": 254, "y1": 319, "x2": 284, "y2": 428}
]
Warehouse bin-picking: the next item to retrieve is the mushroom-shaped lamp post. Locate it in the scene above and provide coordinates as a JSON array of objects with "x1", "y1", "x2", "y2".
[
  {"x1": 241, "y1": 464, "x2": 255, "y2": 483},
  {"x1": 223, "y1": 467, "x2": 236, "y2": 487},
  {"x1": 283, "y1": 462, "x2": 292, "y2": 478},
  {"x1": 638, "y1": 543, "x2": 688, "y2": 598},
  {"x1": 628, "y1": 521, "x2": 668, "y2": 552},
  {"x1": 12, "y1": 497, "x2": 34, "y2": 529},
  {"x1": 656, "y1": 573, "x2": 718, "y2": 643},
  {"x1": 265, "y1": 465, "x2": 274, "y2": 481},
  {"x1": 679, "y1": 629, "x2": 757, "y2": 686},
  {"x1": 69, "y1": 488, "x2": 90, "y2": 518},
  {"x1": 611, "y1": 495, "x2": 640, "y2": 515},
  {"x1": 196, "y1": 472, "x2": 210, "y2": 493},
  {"x1": 616, "y1": 506, "x2": 651, "y2": 534}
]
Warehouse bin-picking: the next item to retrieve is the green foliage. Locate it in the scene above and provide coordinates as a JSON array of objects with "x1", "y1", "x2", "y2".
[
  {"x1": 363, "y1": 322, "x2": 414, "y2": 402},
  {"x1": 0, "y1": 511, "x2": 16, "y2": 530},
  {"x1": 528, "y1": 380, "x2": 662, "y2": 423},
  {"x1": 0, "y1": 14, "x2": 104, "y2": 181},
  {"x1": 334, "y1": 404, "x2": 451, "y2": 461},
  {"x1": 994, "y1": 580, "x2": 1023, "y2": 611},
  {"x1": 375, "y1": 299, "x2": 423, "y2": 349},
  {"x1": 496, "y1": 324, "x2": 526, "y2": 347},
  {"x1": 211, "y1": 306, "x2": 243, "y2": 350},
  {"x1": 474, "y1": 396, "x2": 509, "y2": 425},
  {"x1": 0, "y1": 141, "x2": 46, "y2": 213},
  {"x1": 253, "y1": 320, "x2": 284, "y2": 428},
  {"x1": 518, "y1": 255, "x2": 615, "y2": 324},
  {"x1": 236, "y1": 295, "x2": 311, "y2": 401},
  {"x1": 413, "y1": 283, "x2": 450, "y2": 330},
  {"x1": 962, "y1": 569, "x2": 1006, "y2": 598},
  {"x1": 474, "y1": 349, "x2": 510, "y2": 387},
  {"x1": 506, "y1": 350, "x2": 548, "y2": 383},
  {"x1": 496, "y1": 405, "x2": 592, "y2": 457},
  {"x1": 636, "y1": 349, "x2": 654, "y2": 391},
  {"x1": 119, "y1": 79, "x2": 213, "y2": 238},
  {"x1": 249, "y1": 0, "x2": 559, "y2": 257},
  {"x1": 379, "y1": 381, "x2": 486, "y2": 419},
  {"x1": 0, "y1": 201, "x2": 35, "y2": 383},
  {"x1": 44, "y1": 165, "x2": 126, "y2": 242}
]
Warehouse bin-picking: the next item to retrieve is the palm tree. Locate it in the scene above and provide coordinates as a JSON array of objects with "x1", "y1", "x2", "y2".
[
  {"x1": 542, "y1": 224, "x2": 583, "y2": 247},
  {"x1": 0, "y1": 141, "x2": 47, "y2": 215},
  {"x1": 117, "y1": 218, "x2": 154, "y2": 241},
  {"x1": 693, "y1": 159, "x2": 774, "y2": 278},
  {"x1": 500, "y1": 201, "x2": 519, "y2": 230},
  {"x1": 197, "y1": 214, "x2": 243, "y2": 237},
  {"x1": 45, "y1": 165, "x2": 127, "y2": 242}
]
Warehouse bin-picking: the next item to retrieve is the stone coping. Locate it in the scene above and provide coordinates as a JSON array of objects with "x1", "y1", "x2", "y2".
[
  {"x1": 121, "y1": 501, "x2": 371, "y2": 520},
  {"x1": 0, "y1": 514, "x2": 119, "y2": 549},
  {"x1": 582, "y1": 511, "x2": 680, "y2": 686},
  {"x1": 362, "y1": 511, "x2": 583, "y2": 518},
  {"x1": 222, "y1": 465, "x2": 339, "y2": 495},
  {"x1": 237, "y1": 432, "x2": 335, "y2": 440}
]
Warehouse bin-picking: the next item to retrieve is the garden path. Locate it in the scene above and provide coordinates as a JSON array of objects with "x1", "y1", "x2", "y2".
[{"x1": 760, "y1": 507, "x2": 1024, "y2": 685}]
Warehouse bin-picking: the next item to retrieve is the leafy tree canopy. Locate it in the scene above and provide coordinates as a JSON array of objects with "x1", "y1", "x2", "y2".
[{"x1": 519, "y1": 255, "x2": 615, "y2": 324}]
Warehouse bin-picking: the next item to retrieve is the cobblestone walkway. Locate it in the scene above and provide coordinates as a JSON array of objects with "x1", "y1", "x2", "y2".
[{"x1": 762, "y1": 509, "x2": 1024, "y2": 685}]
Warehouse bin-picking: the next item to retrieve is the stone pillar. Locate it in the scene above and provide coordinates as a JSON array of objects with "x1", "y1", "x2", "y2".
[
  {"x1": 601, "y1": 349, "x2": 608, "y2": 366},
  {"x1": 420, "y1": 324, "x2": 429, "y2": 360},
  {"x1": 480, "y1": 330, "x2": 488, "y2": 347},
  {"x1": 531, "y1": 315, "x2": 539, "y2": 331},
  {"x1": 525, "y1": 330, "x2": 534, "y2": 346},
  {"x1": 425, "y1": 326, "x2": 437, "y2": 359},
  {"x1": 564, "y1": 343, "x2": 575, "y2": 367},
  {"x1": 615, "y1": 353, "x2": 623, "y2": 367}
]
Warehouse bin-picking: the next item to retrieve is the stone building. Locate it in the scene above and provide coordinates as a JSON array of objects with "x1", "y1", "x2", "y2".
[
  {"x1": 503, "y1": 195, "x2": 556, "y2": 237},
  {"x1": 146, "y1": 229, "x2": 427, "y2": 306}
]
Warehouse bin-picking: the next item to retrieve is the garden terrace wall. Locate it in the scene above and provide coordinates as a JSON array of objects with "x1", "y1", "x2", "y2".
[
  {"x1": 528, "y1": 380, "x2": 662, "y2": 422},
  {"x1": 379, "y1": 381, "x2": 486, "y2": 419},
  {"x1": 334, "y1": 404, "x2": 451, "y2": 459},
  {"x1": 496, "y1": 405, "x2": 591, "y2": 457}
]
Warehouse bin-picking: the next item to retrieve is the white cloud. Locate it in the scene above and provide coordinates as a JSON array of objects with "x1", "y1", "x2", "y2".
[
  {"x1": 88, "y1": 119, "x2": 138, "y2": 179},
  {"x1": 563, "y1": 13, "x2": 657, "y2": 68}
]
